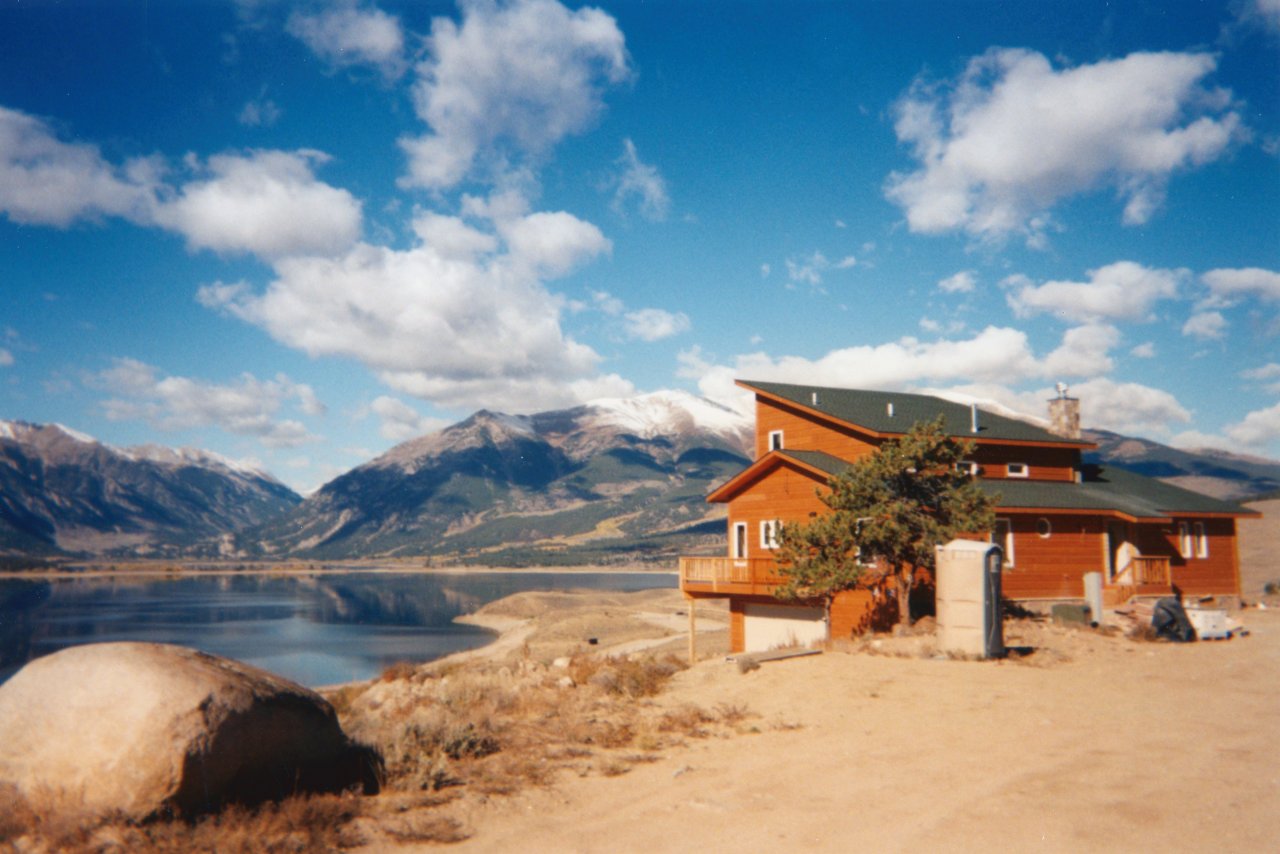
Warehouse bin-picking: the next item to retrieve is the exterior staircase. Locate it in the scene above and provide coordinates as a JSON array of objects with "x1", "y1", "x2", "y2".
[{"x1": 1102, "y1": 555, "x2": 1174, "y2": 606}]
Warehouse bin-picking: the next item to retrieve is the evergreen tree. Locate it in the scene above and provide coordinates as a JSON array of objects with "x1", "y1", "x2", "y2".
[{"x1": 775, "y1": 416, "x2": 998, "y2": 631}]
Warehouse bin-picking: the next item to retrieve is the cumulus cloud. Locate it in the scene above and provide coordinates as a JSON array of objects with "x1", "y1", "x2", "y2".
[
  {"x1": 370, "y1": 395, "x2": 448, "y2": 441},
  {"x1": 0, "y1": 106, "x2": 159, "y2": 227},
  {"x1": 1182, "y1": 310, "x2": 1228, "y2": 340},
  {"x1": 91, "y1": 357, "x2": 323, "y2": 448},
  {"x1": 1200, "y1": 267, "x2": 1280, "y2": 304},
  {"x1": 1042, "y1": 323, "x2": 1120, "y2": 377},
  {"x1": 286, "y1": 2, "x2": 406, "y2": 78},
  {"x1": 938, "y1": 271, "x2": 976, "y2": 294},
  {"x1": 1242, "y1": 362, "x2": 1280, "y2": 394},
  {"x1": 154, "y1": 150, "x2": 363, "y2": 259},
  {"x1": 199, "y1": 193, "x2": 630, "y2": 413},
  {"x1": 784, "y1": 251, "x2": 855, "y2": 289},
  {"x1": 400, "y1": 0, "x2": 629, "y2": 190},
  {"x1": 1175, "y1": 402, "x2": 1280, "y2": 455},
  {"x1": 611, "y1": 138, "x2": 669, "y2": 220},
  {"x1": 1004, "y1": 261, "x2": 1186, "y2": 323},
  {"x1": 885, "y1": 49, "x2": 1242, "y2": 244},
  {"x1": 0, "y1": 348, "x2": 12, "y2": 367},
  {"x1": 623, "y1": 308, "x2": 690, "y2": 342},
  {"x1": 1130, "y1": 342, "x2": 1156, "y2": 359}
]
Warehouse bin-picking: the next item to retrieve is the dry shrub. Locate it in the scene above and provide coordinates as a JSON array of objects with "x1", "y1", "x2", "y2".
[
  {"x1": 1128, "y1": 623, "x2": 1161, "y2": 643},
  {"x1": 658, "y1": 705, "x2": 715, "y2": 738},
  {"x1": 714, "y1": 702, "x2": 753, "y2": 726},
  {"x1": 381, "y1": 812, "x2": 468, "y2": 844},
  {"x1": 0, "y1": 788, "x2": 366, "y2": 854},
  {"x1": 378, "y1": 661, "x2": 419, "y2": 683}
]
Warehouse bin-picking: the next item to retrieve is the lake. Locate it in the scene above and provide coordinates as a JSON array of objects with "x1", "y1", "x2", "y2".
[{"x1": 0, "y1": 571, "x2": 676, "y2": 687}]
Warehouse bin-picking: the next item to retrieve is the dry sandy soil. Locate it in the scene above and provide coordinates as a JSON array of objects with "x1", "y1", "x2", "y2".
[{"x1": 361, "y1": 504, "x2": 1280, "y2": 853}]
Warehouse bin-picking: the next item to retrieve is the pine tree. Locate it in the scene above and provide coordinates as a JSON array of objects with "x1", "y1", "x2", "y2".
[{"x1": 775, "y1": 416, "x2": 998, "y2": 632}]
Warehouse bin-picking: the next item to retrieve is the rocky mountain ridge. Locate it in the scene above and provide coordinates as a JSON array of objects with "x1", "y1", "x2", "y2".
[{"x1": 0, "y1": 420, "x2": 301, "y2": 557}]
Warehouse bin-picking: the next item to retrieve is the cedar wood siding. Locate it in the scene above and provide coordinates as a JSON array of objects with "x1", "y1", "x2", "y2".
[
  {"x1": 1137, "y1": 517, "x2": 1240, "y2": 597},
  {"x1": 726, "y1": 460, "x2": 830, "y2": 559},
  {"x1": 757, "y1": 395, "x2": 1080, "y2": 481},
  {"x1": 755, "y1": 398, "x2": 879, "y2": 462},
  {"x1": 998, "y1": 513, "x2": 1107, "y2": 599}
]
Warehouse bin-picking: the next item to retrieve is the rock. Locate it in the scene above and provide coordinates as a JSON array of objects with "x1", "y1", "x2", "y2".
[
  {"x1": 551, "y1": 657, "x2": 571, "y2": 669},
  {"x1": 0, "y1": 642, "x2": 380, "y2": 818}
]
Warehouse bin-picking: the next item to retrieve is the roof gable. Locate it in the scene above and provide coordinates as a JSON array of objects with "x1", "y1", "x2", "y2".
[{"x1": 741, "y1": 380, "x2": 1090, "y2": 448}]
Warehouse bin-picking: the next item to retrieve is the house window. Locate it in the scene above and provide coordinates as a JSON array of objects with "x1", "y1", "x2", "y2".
[
  {"x1": 957, "y1": 460, "x2": 980, "y2": 476},
  {"x1": 1193, "y1": 522, "x2": 1208, "y2": 559},
  {"x1": 1036, "y1": 518, "x2": 1052, "y2": 538},
  {"x1": 992, "y1": 518, "x2": 1014, "y2": 567},
  {"x1": 732, "y1": 522, "x2": 748, "y2": 559},
  {"x1": 1006, "y1": 463, "x2": 1029, "y2": 478},
  {"x1": 760, "y1": 519, "x2": 782, "y2": 550},
  {"x1": 1178, "y1": 522, "x2": 1192, "y2": 559},
  {"x1": 768, "y1": 430, "x2": 784, "y2": 451}
]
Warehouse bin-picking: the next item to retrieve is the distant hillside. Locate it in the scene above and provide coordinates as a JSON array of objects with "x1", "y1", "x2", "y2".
[
  {"x1": 240, "y1": 391, "x2": 752, "y2": 564},
  {"x1": 1085, "y1": 429, "x2": 1280, "y2": 502},
  {"x1": 0, "y1": 421, "x2": 301, "y2": 557}
]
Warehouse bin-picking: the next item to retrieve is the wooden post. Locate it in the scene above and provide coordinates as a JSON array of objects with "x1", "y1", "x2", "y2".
[{"x1": 687, "y1": 597, "x2": 697, "y2": 664}]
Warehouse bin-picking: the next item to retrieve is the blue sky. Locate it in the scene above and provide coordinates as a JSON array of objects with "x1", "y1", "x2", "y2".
[{"x1": 1, "y1": 0, "x2": 1277, "y2": 493}]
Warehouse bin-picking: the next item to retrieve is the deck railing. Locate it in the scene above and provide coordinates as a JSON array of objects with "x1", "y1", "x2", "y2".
[
  {"x1": 1130, "y1": 555, "x2": 1171, "y2": 586},
  {"x1": 1114, "y1": 555, "x2": 1172, "y2": 587},
  {"x1": 679, "y1": 556, "x2": 788, "y2": 591}
]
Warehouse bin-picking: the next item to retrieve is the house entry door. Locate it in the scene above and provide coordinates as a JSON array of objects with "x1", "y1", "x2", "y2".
[{"x1": 1105, "y1": 523, "x2": 1127, "y2": 583}]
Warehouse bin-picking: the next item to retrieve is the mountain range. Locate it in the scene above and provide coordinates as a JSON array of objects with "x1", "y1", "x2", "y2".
[{"x1": 2, "y1": 393, "x2": 1276, "y2": 563}]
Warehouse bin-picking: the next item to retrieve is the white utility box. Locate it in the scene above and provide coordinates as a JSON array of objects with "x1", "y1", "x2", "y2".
[
  {"x1": 936, "y1": 539, "x2": 1005, "y2": 658},
  {"x1": 1185, "y1": 607, "x2": 1229, "y2": 640}
]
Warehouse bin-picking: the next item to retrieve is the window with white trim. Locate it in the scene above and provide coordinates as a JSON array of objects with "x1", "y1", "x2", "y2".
[
  {"x1": 1006, "y1": 463, "x2": 1029, "y2": 478},
  {"x1": 1193, "y1": 522, "x2": 1208, "y2": 559},
  {"x1": 1178, "y1": 522, "x2": 1192, "y2": 559},
  {"x1": 732, "y1": 522, "x2": 748, "y2": 558},
  {"x1": 768, "y1": 430, "x2": 784, "y2": 451},
  {"x1": 760, "y1": 519, "x2": 782, "y2": 550},
  {"x1": 957, "y1": 460, "x2": 980, "y2": 476},
  {"x1": 1036, "y1": 517, "x2": 1052, "y2": 538},
  {"x1": 992, "y1": 518, "x2": 1014, "y2": 567}
]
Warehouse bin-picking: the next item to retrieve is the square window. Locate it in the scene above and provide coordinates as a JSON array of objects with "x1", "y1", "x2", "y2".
[{"x1": 1007, "y1": 463, "x2": 1029, "y2": 478}]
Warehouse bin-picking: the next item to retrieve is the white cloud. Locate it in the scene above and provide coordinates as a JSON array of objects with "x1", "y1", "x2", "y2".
[
  {"x1": 1240, "y1": 0, "x2": 1280, "y2": 32},
  {"x1": 92, "y1": 358, "x2": 323, "y2": 448},
  {"x1": 370, "y1": 395, "x2": 448, "y2": 441},
  {"x1": 938, "y1": 270, "x2": 976, "y2": 294},
  {"x1": 238, "y1": 97, "x2": 281, "y2": 127},
  {"x1": 885, "y1": 49, "x2": 1242, "y2": 244},
  {"x1": 623, "y1": 308, "x2": 690, "y2": 342},
  {"x1": 400, "y1": 0, "x2": 629, "y2": 189},
  {"x1": 1242, "y1": 362, "x2": 1280, "y2": 394},
  {"x1": 154, "y1": 150, "x2": 363, "y2": 260},
  {"x1": 1130, "y1": 342, "x2": 1156, "y2": 358},
  {"x1": 784, "y1": 251, "x2": 855, "y2": 289},
  {"x1": 1004, "y1": 261, "x2": 1186, "y2": 323},
  {"x1": 1042, "y1": 323, "x2": 1120, "y2": 378},
  {"x1": 200, "y1": 194, "x2": 627, "y2": 413},
  {"x1": 1201, "y1": 267, "x2": 1280, "y2": 304},
  {"x1": 1175, "y1": 401, "x2": 1280, "y2": 455},
  {"x1": 760, "y1": 263, "x2": 771, "y2": 278},
  {"x1": 1182, "y1": 310, "x2": 1228, "y2": 340},
  {"x1": 0, "y1": 348, "x2": 12, "y2": 367},
  {"x1": 0, "y1": 106, "x2": 159, "y2": 227},
  {"x1": 286, "y1": 2, "x2": 406, "y2": 78},
  {"x1": 612, "y1": 138, "x2": 669, "y2": 220}
]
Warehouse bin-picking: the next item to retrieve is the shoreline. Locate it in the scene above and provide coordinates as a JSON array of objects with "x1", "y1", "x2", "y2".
[{"x1": 0, "y1": 564, "x2": 680, "y2": 581}]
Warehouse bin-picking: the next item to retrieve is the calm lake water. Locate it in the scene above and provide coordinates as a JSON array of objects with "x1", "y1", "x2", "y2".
[{"x1": 0, "y1": 571, "x2": 675, "y2": 687}]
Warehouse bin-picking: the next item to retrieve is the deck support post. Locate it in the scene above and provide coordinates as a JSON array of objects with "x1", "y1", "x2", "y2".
[{"x1": 687, "y1": 596, "x2": 697, "y2": 664}]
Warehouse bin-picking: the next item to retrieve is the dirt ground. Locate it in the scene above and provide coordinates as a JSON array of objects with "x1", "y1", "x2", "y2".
[{"x1": 370, "y1": 504, "x2": 1280, "y2": 853}]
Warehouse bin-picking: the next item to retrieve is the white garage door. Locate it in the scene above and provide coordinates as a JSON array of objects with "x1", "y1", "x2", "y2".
[{"x1": 743, "y1": 603, "x2": 826, "y2": 652}]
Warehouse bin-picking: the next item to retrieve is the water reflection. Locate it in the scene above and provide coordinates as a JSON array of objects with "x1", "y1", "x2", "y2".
[{"x1": 0, "y1": 571, "x2": 673, "y2": 687}]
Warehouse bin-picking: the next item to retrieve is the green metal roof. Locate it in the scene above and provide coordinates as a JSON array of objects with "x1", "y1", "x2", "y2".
[
  {"x1": 769, "y1": 451, "x2": 1254, "y2": 518},
  {"x1": 742, "y1": 380, "x2": 1086, "y2": 446},
  {"x1": 979, "y1": 465, "x2": 1253, "y2": 518}
]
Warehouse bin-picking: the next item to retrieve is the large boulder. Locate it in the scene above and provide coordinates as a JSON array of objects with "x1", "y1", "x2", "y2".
[{"x1": 0, "y1": 642, "x2": 380, "y2": 818}]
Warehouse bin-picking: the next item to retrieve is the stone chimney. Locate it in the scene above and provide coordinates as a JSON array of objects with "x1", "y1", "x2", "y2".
[{"x1": 1047, "y1": 382, "x2": 1080, "y2": 440}]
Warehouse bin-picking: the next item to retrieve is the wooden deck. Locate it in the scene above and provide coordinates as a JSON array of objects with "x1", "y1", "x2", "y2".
[{"x1": 679, "y1": 556, "x2": 787, "y2": 597}]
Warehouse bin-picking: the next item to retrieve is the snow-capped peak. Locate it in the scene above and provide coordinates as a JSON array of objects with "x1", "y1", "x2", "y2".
[
  {"x1": 584, "y1": 389, "x2": 751, "y2": 440},
  {"x1": 122, "y1": 444, "x2": 273, "y2": 480},
  {"x1": 0, "y1": 419, "x2": 99, "y2": 445}
]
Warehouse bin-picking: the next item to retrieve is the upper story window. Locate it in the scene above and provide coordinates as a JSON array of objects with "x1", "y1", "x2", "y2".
[
  {"x1": 768, "y1": 430, "x2": 784, "y2": 451},
  {"x1": 733, "y1": 522, "x2": 748, "y2": 559},
  {"x1": 1178, "y1": 522, "x2": 1192, "y2": 559},
  {"x1": 1194, "y1": 521, "x2": 1208, "y2": 558},
  {"x1": 760, "y1": 519, "x2": 782, "y2": 550},
  {"x1": 956, "y1": 460, "x2": 980, "y2": 477},
  {"x1": 1006, "y1": 463, "x2": 1029, "y2": 478}
]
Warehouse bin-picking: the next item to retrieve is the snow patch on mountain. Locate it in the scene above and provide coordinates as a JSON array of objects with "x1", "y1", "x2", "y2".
[{"x1": 584, "y1": 390, "x2": 751, "y2": 441}]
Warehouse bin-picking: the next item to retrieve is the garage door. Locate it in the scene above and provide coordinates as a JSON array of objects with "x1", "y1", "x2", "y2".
[{"x1": 743, "y1": 603, "x2": 826, "y2": 652}]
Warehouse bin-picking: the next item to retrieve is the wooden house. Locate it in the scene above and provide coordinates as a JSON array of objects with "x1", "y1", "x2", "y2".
[{"x1": 679, "y1": 380, "x2": 1260, "y2": 653}]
